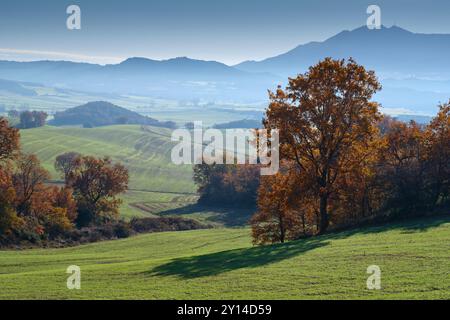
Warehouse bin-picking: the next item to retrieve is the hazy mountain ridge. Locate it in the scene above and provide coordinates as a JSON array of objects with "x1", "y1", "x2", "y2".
[
  {"x1": 0, "y1": 78, "x2": 38, "y2": 96},
  {"x1": 0, "y1": 57, "x2": 280, "y2": 102},
  {"x1": 235, "y1": 26, "x2": 450, "y2": 78},
  {"x1": 0, "y1": 25, "x2": 449, "y2": 113}
]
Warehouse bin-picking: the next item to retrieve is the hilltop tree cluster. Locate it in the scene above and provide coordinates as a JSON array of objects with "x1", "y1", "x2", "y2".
[{"x1": 0, "y1": 119, "x2": 130, "y2": 245}]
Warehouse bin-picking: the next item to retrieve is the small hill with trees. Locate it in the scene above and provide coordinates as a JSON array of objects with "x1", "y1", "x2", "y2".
[{"x1": 50, "y1": 101, "x2": 176, "y2": 128}]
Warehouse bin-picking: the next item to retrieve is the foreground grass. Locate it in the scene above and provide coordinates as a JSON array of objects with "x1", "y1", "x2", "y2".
[{"x1": 0, "y1": 216, "x2": 448, "y2": 299}]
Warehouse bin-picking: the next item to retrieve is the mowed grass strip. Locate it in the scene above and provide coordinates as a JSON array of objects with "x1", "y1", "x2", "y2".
[{"x1": 0, "y1": 216, "x2": 448, "y2": 299}]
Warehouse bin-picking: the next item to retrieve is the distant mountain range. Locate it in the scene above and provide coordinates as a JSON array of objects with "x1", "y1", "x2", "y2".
[
  {"x1": 235, "y1": 25, "x2": 450, "y2": 78},
  {"x1": 0, "y1": 57, "x2": 279, "y2": 102},
  {"x1": 0, "y1": 79, "x2": 38, "y2": 97},
  {"x1": 0, "y1": 25, "x2": 449, "y2": 114}
]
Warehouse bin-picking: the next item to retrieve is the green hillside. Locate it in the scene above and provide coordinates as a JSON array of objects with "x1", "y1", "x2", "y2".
[
  {"x1": 20, "y1": 125, "x2": 197, "y2": 218},
  {"x1": 0, "y1": 216, "x2": 448, "y2": 299},
  {"x1": 50, "y1": 101, "x2": 174, "y2": 128}
]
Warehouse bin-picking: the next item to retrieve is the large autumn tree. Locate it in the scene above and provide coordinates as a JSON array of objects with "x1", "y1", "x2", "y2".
[
  {"x1": 264, "y1": 58, "x2": 381, "y2": 234},
  {"x1": 13, "y1": 154, "x2": 51, "y2": 216}
]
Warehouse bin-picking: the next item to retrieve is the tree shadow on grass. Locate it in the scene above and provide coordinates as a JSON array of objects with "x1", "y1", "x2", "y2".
[
  {"x1": 148, "y1": 237, "x2": 329, "y2": 279},
  {"x1": 396, "y1": 215, "x2": 450, "y2": 234},
  {"x1": 340, "y1": 214, "x2": 450, "y2": 236},
  {"x1": 148, "y1": 214, "x2": 449, "y2": 279}
]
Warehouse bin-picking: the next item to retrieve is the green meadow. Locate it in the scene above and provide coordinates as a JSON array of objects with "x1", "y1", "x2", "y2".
[{"x1": 0, "y1": 216, "x2": 448, "y2": 299}]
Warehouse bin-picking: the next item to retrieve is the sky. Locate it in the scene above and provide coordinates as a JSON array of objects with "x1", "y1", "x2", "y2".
[{"x1": 0, "y1": 0, "x2": 450, "y2": 65}]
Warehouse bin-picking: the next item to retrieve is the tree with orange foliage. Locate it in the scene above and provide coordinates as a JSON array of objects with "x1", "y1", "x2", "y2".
[
  {"x1": 0, "y1": 117, "x2": 20, "y2": 162},
  {"x1": 51, "y1": 186, "x2": 78, "y2": 222},
  {"x1": 29, "y1": 187, "x2": 74, "y2": 239},
  {"x1": 0, "y1": 168, "x2": 21, "y2": 236},
  {"x1": 264, "y1": 58, "x2": 381, "y2": 233},
  {"x1": 378, "y1": 119, "x2": 427, "y2": 213},
  {"x1": 13, "y1": 154, "x2": 50, "y2": 216},
  {"x1": 0, "y1": 118, "x2": 21, "y2": 235},
  {"x1": 66, "y1": 156, "x2": 129, "y2": 227},
  {"x1": 251, "y1": 168, "x2": 303, "y2": 244},
  {"x1": 330, "y1": 139, "x2": 384, "y2": 225},
  {"x1": 424, "y1": 101, "x2": 450, "y2": 207}
]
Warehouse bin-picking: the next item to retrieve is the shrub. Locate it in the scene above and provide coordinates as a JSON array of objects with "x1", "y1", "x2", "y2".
[{"x1": 130, "y1": 217, "x2": 207, "y2": 233}]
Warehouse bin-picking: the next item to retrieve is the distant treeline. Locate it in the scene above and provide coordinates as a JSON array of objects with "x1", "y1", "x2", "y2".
[
  {"x1": 7, "y1": 110, "x2": 48, "y2": 129},
  {"x1": 194, "y1": 162, "x2": 260, "y2": 208}
]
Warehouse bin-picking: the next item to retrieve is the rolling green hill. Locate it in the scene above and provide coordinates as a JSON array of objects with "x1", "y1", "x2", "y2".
[
  {"x1": 0, "y1": 216, "x2": 448, "y2": 299},
  {"x1": 20, "y1": 125, "x2": 197, "y2": 219},
  {"x1": 50, "y1": 101, "x2": 175, "y2": 128}
]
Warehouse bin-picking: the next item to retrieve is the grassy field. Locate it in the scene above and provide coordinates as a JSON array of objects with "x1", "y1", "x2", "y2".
[
  {"x1": 13, "y1": 124, "x2": 449, "y2": 300},
  {"x1": 20, "y1": 125, "x2": 197, "y2": 219},
  {"x1": 19, "y1": 125, "x2": 253, "y2": 223},
  {"x1": 0, "y1": 215, "x2": 448, "y2": 299}
]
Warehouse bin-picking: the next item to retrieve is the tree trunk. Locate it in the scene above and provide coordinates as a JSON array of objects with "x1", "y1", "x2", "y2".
[
  {"x1": 319, "y1": 194, "x2": 329, "y2": 234},
  {"x1": 278, "y1": 209, "x2": 285, "y2": 243},
  {"x1": 301, "y1": 213, "x2": 306, "y2": 236}
]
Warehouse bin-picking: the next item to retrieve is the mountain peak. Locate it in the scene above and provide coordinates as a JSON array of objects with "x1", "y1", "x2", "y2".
[
  {"x1": 234, "y1": 24, "x2": 450, "y2": 80},
  {"x1": 340, "y1": 24, "x2": 413, "y2": 36},
  {"x1": 120, "y1": 57, "x2": 157, "y2": 65}
]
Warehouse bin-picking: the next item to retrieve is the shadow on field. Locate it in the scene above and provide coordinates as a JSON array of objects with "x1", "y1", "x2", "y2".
[
  {"x1": 396, "y1": 215, "x2": 450, "y2": 233},
  {"x1": 311, "y1": 214, "x2": 450, "y2": 240},
  {"x1": 149, "y1": 238, "x2": 329, "y2": 279},
  {"x1": 148, "y1": 214, "x2": 449, "y2": 279},
  {"x1": 159, "y1": 203, "x2": 255, "y2": 227}
]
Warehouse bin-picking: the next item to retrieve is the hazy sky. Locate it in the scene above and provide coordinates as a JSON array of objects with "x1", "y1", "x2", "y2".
[{"x1": 0, "y1": 0, "x2": 449, "y2": 65}]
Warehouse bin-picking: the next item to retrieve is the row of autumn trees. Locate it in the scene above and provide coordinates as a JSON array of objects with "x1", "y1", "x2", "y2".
[
  {"x1": 253, "y1": 59, "x2": 449, "y2": 243},
  {"x1": 0, "y1": 119, "x2": 129, "y2": 244},
  {"x1": 195, "y1": 58, "x2": 449, "y2": 244}
]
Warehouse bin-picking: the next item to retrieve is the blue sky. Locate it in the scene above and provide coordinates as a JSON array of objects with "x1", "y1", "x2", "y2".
[{"x1": 0, "y1": 0, "x2": 449, "y2": 65}]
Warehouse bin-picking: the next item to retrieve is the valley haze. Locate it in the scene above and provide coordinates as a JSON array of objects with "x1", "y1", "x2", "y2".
[{"x1": 1, "y1": 26, "x2": 450, "y2": 116}]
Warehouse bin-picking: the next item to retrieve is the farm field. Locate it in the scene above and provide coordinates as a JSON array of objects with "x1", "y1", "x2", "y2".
[
  {"x1": 20, "y1": 125, "x2": 197, "y2": 219},
  {"x1": 19, "y1": 124, "x2": 254, "y2": 223},
  {"x1": 0, "y1": 215, "x2": 448, "y2": 299}
]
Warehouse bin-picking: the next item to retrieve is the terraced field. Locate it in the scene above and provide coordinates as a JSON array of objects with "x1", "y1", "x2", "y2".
[{"x1": 20, "y1": 125, "x2": 197, "y2": 219}]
